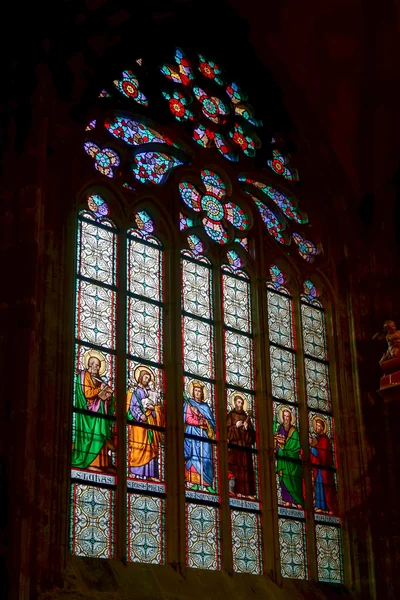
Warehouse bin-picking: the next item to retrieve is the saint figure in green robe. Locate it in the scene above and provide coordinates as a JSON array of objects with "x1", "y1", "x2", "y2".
[{"x1": 274, "y1": 408, "x2": 304, "y2": 508}]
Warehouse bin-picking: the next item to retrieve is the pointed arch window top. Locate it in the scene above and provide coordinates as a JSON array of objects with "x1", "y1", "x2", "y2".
[
  {"x1": 301, "y1": 280, "x2": 323, "y2": 307},
  {"x1": 226, "y1": 250, "x2": 244, "y2": 271},
  {"x1": 267, "y1": 264, "x2": 289, "y2": 293},
  {"x1": 187, "y1": 234, "x2": 205, "y2": 255},
  {"x1": 135, "y1": 210, "x2": 154, "y2": 235},
  {"x1": 86, "y1": 193, "x2": 110, "y2": 221}
]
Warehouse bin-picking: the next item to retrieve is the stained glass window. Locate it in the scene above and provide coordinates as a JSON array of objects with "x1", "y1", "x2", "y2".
[
  {"x1": 223, "y1": 254, "x2": 262, "y2": 574},
  {"x1": 181, "y1": 250, "x2": 221, "y2": 569},
  {"x1": 267, "y1": 265, "x2": 308, "y2": 579},
  {"x1": 300, "y1": 281, "x2": 342, "y2": 582},
  {"x1": 126, "y1": 213, "x2": 166, "y2": 564},
  {"x1": 73, "y1": 43, "x2": 348, "y2": 584},
  {"x1": 71, "y1": 198, "x2": 118, "y2": 559}
]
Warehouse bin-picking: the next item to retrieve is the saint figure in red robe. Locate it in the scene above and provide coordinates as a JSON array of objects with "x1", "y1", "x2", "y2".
[
  {"x1": 310, "y1": 417, "x2": 339, "y2": 515},
  {"x1": 227, "y1": 394, "x2": 256, "y2": 498}
]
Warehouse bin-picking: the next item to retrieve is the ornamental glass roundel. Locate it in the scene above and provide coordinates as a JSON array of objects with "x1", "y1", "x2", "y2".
[{"x1": 179, "y1": 169, "x2": 250, "y2": 245}]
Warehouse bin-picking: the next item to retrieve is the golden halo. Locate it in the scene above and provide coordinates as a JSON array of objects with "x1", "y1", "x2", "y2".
[
  {"x1": 312, "y1": 415, "x2": 327, "y2": 435},
  {"x1": 83, "y1": 349, "x2": 107, "y2": 376},
  {"x1": 229, "y1": 391, "x2": 249, "y2": 413},
  {"x1": 278, "y1": 406, "x2": 295, "y2": 424},
  {"x1": 134, "y1": 364, "x2": 155, "y2": 384},
  {"x1": 188, "y1": 379, "x2": 209, "y2": 401}
]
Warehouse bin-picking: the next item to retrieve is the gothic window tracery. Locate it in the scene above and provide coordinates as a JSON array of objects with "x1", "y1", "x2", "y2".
[{"x1": 70, "y1": 48, "x2": 343, "y2": 583}]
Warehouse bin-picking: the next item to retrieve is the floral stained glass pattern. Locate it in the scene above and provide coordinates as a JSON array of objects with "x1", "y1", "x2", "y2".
[
  {"x1": 250, "y1": 197, "x2": 286, "y2": 244},
  {"x1": 135, "y1": 210, "x2": 155, "y2": 234},
  {"x1": 113, "y1": 70, "x2": 148, "y2": 105},
  {"x1": 182, "y1": 250, "x2": 221, "y2": 565},
  {"x1": 127, "y1": 233, "x2": 161, "y2": 299},
  {"x1": 84, "y1": 143, "x2": 120, "y2": 178},
  {"x1": 161, "y1": 47, "x2": 195, "y2": 86},
  {"x1": 278, "y1": 518, "x2": 307, "y2": 579},
  {"x1": 179, "y1": 213, "x2": 195, "y2": 231},
  {"x1": 225, "y1": 330, "x2": 253, "y2": 389},
  {"x1": 301, "y1": 303, "x2": 327, "y2": 360},
  {"x1": 315, "y1": 525, "x2": 343, "y2": 583},
  {"x1": 182, "y1": 258, "x2": 212, "y2": 319},
  {"x1": 187, "y1": 234, "x2": 204, "y2": 255},
  {"x1": 76, "y1": 280, "x2": 115, "y2": 348},
  {"x1": 132, "y1": 152, "x2": 184, "y2": 185},
  {"x1": 267, "y1": 289, "x2": 295, "y2": 349},
  {"x1": 127, "y1": 494, "x2": 165, "y2": 564},
  {"x1": 198, "y1": 54, "x2": 224, "y2": 85},
  {"x1": 292, "y1": 233, "x2": 319, "y2": 263},
  {"x1": 231, "y1": 511, "x2": 262, "y2": 574},
  {"x1": 183, "y1": 316, "x2": 214, "y2": 379},
  {"x1": 186, "y1": 504, "x2": 221, "y2": 570},
  {"x1": 269, "y1": 346, "x2": 297, "y2": 401},
  {"x1": 162, "y1": 89, "x2": 194, "y2": 121},
  {"x1": 267, "y1": 149, "x2": 294, "y2": 180},
  {"x1": 105, "y1": 116, "x2": 174, "y2": 147},
  {"x1": 179, "y1": 169, "x2": 249, "y2": 245},
  {"x1": 239, "y1": 177, "x2": 307, "y2": 224},
  {"x1": 70, "y1": 484, "x2": 115, "y2": 558},
  {"x1": 305, "y1": 359, "x2": 331, "y2": 412},
  {"x1": 86, "y1": 194, "x2": 110, "y2": 220},
  {"x1": 77, "y1": 215, "x2": 115, "y2": 283},
  {"x1": 161, "y1": 48, "x2": 262, "y2": 161}
]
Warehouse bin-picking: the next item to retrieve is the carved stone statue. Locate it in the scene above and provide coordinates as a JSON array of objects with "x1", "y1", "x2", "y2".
[{"x1": 373, "y1": 320, "x2": 400, "y2": 364}]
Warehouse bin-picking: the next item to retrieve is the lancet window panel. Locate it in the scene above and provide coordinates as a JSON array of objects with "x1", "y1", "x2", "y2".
[
  {"x1": 182, "y1": 251, "x2": 221, "y2": 569},
  {"x1": 125, "y1": 228, "x2": 166, "y2": 564}
]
